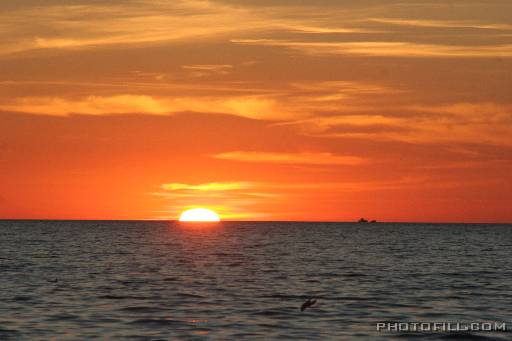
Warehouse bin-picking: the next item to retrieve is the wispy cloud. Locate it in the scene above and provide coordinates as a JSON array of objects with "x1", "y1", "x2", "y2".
[
  {"x1": 294, "y1": 103, "x2": 512, "y2": 146},
  {"x1": 0, "y1": 1, "x2": 257, "y2": 55},
  {"x1": 0, "y1": 94, "x2": 283, "y2": 120},
  {"x1": 212, "y1": 151, "x2": 367, "y2": 165},
  {"x1": 231, "y1": 39, "x2": 512, "y2": 58},
  {"x1": 153, "y1": 181, "x2": 275, "y2": 220},
  {"x1": 279, "y1": 24, "x2": 378, "y2": 34},
  {"x1": 182, "y1": 64, "x2": 233, "y2": 77},
  {"x1": 2, "y1": 0, "x2": 511, "y2": 60},
  {"x1": 0, "y1": 78, "x2": 398, "y2": 120},
  {"x1": 368, "y1": 18, "x2": 512, "y2": 31},
  {"x1": 152, "y1": 176, "x2": 433, "y2": 220},
  {"x1": 162, "y1": 182, "x2": 256, "y2": 192},
  {"x1": 0, "y1": 0, "x2": 367, "y2": 56}
]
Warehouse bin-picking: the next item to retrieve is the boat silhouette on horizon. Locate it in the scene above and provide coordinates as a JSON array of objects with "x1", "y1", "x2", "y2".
[{"x1": 357, "y1": 218, "x2": 377, "y2": 223}]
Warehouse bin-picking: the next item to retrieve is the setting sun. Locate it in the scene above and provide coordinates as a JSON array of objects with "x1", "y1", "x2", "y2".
[{"x1": 178, "y1": 208, "x2": 220, "y2": 222}]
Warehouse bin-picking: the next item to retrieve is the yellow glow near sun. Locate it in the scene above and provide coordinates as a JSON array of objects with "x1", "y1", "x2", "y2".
[{"x1": 179, "y1": 208, "x2": 220, "y2": 222}]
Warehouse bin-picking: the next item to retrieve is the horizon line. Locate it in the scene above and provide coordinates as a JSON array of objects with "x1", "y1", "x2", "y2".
[{"x1": 0, "y1": 218, "x2": 510, "y2": 225}]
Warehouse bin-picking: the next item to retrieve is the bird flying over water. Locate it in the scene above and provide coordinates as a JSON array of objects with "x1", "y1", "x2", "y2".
[{"x1": 300, "y1": 298, "x2": 317, "y2": 312}]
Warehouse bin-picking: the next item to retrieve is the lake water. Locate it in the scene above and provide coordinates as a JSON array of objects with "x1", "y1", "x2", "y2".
[{"x1": 1, "y1": 221, "x2": 511, "y2": 340}]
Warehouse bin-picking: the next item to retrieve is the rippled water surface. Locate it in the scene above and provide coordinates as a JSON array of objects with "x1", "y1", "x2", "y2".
[{"x1": 1, "y1": 221, "x2": 512, "y2": 340}]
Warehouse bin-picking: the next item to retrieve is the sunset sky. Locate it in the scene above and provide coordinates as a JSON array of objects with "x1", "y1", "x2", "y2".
[{"x1": 1, "y1": 0, "x2": 511, "y2": 222}]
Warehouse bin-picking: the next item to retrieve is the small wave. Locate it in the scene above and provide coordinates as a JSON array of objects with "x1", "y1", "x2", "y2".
[
  {"x1": 260, "y1": 294, "x2": 304, "y2": 300},
  {"x1": 394, "y1": 332, "x2": 507, "y2": 340},
  {"x1": 344, "y1": 272, "x2": 368, "y2": 277},
  {"x1": 176, "y1": 293, "x2": 205, "y2": 299},
  {"x1": 251, "y1": 310, "x2": 284, "y2": 316},
  {"x1": 318, "y1": 272, "x2": 339, "y2": 278},
  {"x1": 231, "y1": 332, "x2": 262, "y2": 338},
  {"x1": 46, "y1": 313, "x2": 80, "y2": 321},
  {"x1": 12, "y1": 295, "x2": 32, "y2": 301},
  {"x1": 212, "y1": 252, "x2": 230, "y2": 256},
  {"x1": 345, "y1": 302, "x2": 381, "y2": 309},
  {"x1": 118, "y1": 306, "x2": 166, "y2": 313},
  {"x1": 416, "y1": 312, "x2": 452, "y2": 319},
  {"x1": 0, "y1": 328, "x2": 19, "y2": 335},
  {"x1": 438, "y1": 332, "x2": 506, "y2": 340},
  {"x1": 162, "y1": 277, "x2": 178, "y2": 282},
  {"x1": 99, "y1": 294, "x2": 150, "y2": 300},
  {"x1": 128, "y1": 318, "x2": 183, "y2": 327},
  {"x1": 251, "y1": 308, "x2": 295, "y2": 317},
  {"x1": 386, "y1": 302, "x2": 416, "y2": 308}
]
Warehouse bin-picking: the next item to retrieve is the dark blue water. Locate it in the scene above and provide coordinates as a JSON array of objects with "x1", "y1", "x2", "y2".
[{"x1": 1, "y1": 221, "x2": 511, "y2": 340}]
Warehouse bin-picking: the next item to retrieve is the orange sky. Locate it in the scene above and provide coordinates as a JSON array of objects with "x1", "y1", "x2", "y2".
[{"x1": 1, "y1": 0, "x2": 511, "y2": 222}]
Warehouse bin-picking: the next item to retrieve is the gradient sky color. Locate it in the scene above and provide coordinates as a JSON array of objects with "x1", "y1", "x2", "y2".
[{"x1": 1, "y1": 0, "x2": 511, "y2": 222}]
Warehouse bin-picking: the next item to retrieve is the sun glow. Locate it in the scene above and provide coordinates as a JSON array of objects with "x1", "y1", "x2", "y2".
[{"x1": 178, "y1": 208, "x2": 220, "y2": 222}]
